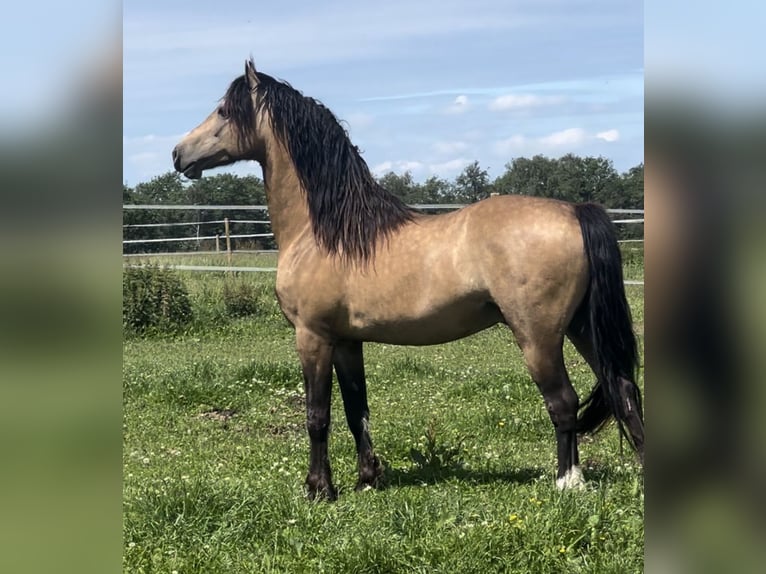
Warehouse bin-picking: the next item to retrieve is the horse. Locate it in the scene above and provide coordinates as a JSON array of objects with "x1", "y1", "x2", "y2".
[{"x1": 173, "y1": 59, "x2": 644, "y2": 500}]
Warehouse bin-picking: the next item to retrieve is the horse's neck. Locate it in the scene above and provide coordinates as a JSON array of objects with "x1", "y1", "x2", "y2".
[{"x1": 261, "y1": 141, "x2": 311, "y2": 250}]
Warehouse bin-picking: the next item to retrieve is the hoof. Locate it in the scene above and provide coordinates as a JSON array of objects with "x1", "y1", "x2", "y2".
[
  {"x1": 355, "y1": 456, "x2": 384, "y2": 491},
  {"x1": 305, "y1": 476, "x2": 337, "y2": 501},
  {"x1": 556, "y1": 465, "x2": 586, "y2": 490}
]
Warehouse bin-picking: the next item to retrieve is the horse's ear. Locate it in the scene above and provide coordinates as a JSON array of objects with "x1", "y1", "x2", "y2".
[{"x1": 245, "y1": 59, "x2": 259, "y2": 90}]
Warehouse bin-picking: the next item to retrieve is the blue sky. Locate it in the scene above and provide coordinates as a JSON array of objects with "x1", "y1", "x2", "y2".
[{"x1": 123, "y1": 0, "x2": 643, "y2": 185}]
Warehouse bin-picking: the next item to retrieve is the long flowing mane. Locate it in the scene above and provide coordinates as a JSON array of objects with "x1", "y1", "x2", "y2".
[{"x1": 221, "y1": 71, "x2": 415, "y2": 263}]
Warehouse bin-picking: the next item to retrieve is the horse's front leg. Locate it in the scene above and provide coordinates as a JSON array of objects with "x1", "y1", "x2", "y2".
[
  {"x1": 296, "y1": 329, "x2": 336, "y2": 501},
  {"x1": 333, "y1": 340, "x2": 383, "y2": 490}
]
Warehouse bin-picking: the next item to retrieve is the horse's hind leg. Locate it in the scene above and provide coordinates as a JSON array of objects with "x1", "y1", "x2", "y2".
[
  {"x1": 296, "y1": 329, "x2": 336, "y2": 501},
  {"x1": 333, "y1": 340, "x2": 383, "y2": 490},
  {"x1": 520, "y1": 339, "x2": 583, "y2": 489}
]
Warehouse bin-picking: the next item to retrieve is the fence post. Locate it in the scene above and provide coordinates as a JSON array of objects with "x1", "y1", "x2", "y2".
[
  {"x1": 215, "y1": 234, "x2": 220, "y2": 253},
  {"x1": 224, "y1": 218, "x2": 232, "y2": 266}
]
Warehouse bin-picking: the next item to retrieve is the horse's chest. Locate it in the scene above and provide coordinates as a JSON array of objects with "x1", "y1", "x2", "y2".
[{"x1": 275, "y1": 268, "x2": 341, "y2": 327}]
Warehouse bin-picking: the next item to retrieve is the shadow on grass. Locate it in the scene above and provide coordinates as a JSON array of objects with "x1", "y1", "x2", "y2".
[
  {"x1": 379, "y1": 459, "x2": 641, "y2": 490},
  {"x1": 383, "y1": 463, "x2": 545, "y2": 489}
]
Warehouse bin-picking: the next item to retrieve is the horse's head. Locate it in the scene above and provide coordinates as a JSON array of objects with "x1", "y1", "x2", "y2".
[{"x1": 173, "y1": 59, "x2": 265, "y2": 179}]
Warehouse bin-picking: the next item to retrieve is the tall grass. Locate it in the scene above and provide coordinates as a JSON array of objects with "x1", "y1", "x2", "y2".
[
  {"x1": 620, "y1": 244, "x2": 644, "y2": 282},
  {"x1": 123, "y1": 265, "x2": 193, "y2": 337}
]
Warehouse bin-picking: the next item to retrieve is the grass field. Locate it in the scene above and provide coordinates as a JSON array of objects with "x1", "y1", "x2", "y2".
[{"x1": 123, "y1": 252, "x2": 644, "y2": 573}]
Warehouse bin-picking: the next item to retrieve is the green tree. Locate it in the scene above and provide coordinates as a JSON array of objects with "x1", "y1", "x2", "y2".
[
  {"x1": 122, "y1": 176, "x2": 183, "y2": 254},
  {"x1": 492, "y1": 156, "x2": 558, "y2": 198},
  {"x1": 612, "y1": 163, "x2": 644, "y2": 240},
  {"x1": 553, "y1": 154, "x2": 620, "y2": 204},
  {"x1": 187, "y1": 173, "x2": 271, "y2": 250},
  {"x1": 454, "y1": 161, "x2": 490, "y2": 203},
  {"x1": 122, "y1": 172, "x2": 273, "y2": 253},
  {"x1": 132, "y1": 171, "x2": 187, "y2": 204},
  {"x1": 615, "y1": 163, "x2": 644, "y2": 210},
  {"x1": 420, "y1": 176, "x2": 456, "y2": 204},
  {"x1": 186, "y1": 173, "x2": 266, "y2": 205},
  {"x1": 377, "y1": 171, "x2": 419, "y2": 203}
]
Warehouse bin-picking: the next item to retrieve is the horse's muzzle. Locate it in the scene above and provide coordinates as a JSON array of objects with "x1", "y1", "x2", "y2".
[{"x1": 171, "y1": 146, "x2": 182, "y2": 172}]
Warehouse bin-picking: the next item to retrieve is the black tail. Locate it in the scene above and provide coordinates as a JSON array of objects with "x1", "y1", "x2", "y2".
[{"x1": 573, "y1": 203, "x2": 644, "y2": 454}]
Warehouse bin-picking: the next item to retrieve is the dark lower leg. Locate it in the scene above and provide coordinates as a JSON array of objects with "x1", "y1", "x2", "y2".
[
  {"x1": 557, "y1": 425, "x2": 579, "y2": 473},
  {"x1": 297, "y1": 330, "x2": 336, "y2": 501},
  {"x1": 334, "y1": 341, "x2": 382, "y2": 489},
  {"x1": 523, "y1": 344, "x2": 582, "y2": 487},
  {"x1": 549, "y1": 392, "x2": 581, "y2": 486}
]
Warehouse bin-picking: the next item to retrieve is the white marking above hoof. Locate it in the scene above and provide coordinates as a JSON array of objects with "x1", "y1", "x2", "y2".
[{"x1": 556, "y1": 465, "x2": 585, "y2": 490}]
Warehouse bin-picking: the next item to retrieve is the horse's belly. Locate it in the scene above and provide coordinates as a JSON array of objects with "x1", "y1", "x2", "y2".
[{"x1": 343, "y1": 297, "x2": 502, "y2": 345}]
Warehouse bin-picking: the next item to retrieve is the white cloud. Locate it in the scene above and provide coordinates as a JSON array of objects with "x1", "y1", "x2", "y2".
[
  {"x1": 371, "y1": 160, "x2": 424, "y2": 176},
  {"x1": 494, "y1": 127, "x2": 621, "y2": 157},
  {"x1": 428, "y1": 158, "x2": 471, "y2": 175},
  {"x1": 372, "y1": 160, "x2": 393, "y2": 174},
  {"x1": 446, "y1": 95, "x2": 470, "y2": 114},
  {"x1": 488, "y1": 94, "x2": 564, "y2": 111},
  {"x1": 399, "y1": 160, "x2": 424, "y2": 172},
  {"x1": 539, "y1": 128, "x2": 588, "y2": 147},
  {"x1": 596, "y1": 129, "x2": 620, "y2": 142}
]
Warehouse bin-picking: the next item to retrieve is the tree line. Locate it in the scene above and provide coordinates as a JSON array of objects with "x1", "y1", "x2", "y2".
[
  {"x1": 123, "y1": 154, "x2": 644, "y2": 253},
  {"x1": 123, "y1": 172, "x2": 272, "y2": 253}
]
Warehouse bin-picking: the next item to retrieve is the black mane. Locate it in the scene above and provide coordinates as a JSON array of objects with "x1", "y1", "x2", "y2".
[
  {"x1": 222, "y1": 71, "x2": 415, "y2": 264},
  {"x1": 220, "y1": 75, "x2": 257, "y2": 149}
]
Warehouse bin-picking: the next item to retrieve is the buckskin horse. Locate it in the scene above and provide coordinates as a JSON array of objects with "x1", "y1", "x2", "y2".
[{"x1": 173, "y1": 59, "x2": 644, "y2": 500}]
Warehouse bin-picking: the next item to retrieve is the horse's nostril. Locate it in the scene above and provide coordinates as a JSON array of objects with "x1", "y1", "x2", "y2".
[{"x1": 172, "y1": 148, "x2": 178, "y2": 161}]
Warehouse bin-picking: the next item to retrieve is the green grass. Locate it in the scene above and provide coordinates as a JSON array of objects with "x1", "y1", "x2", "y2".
[
  {"x1": 125, "y1": 251, "x2": 279, "y2": 269},
  {"x1": 620, "y1": 244, "x2": 644, "y2": 283},
  {"x1": 123, "y1": 269, "x2": 644, "y2": 573}
]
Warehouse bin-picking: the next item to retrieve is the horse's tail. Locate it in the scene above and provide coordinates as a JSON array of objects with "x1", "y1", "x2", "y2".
[{"x1": 572, "y1": 203, "x2": 644, "y2": 455}]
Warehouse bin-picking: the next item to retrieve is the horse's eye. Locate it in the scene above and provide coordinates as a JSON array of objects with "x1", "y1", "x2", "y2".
[{"x1": 218, "y1": 107, "x2": 228, "y2": 119}]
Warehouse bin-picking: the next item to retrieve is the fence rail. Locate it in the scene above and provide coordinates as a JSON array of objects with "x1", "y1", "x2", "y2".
[
  {"x1": 123, "y1": 249, "x2": 279, "y2": 257},
  {"x1": 124, "y1": 264, "x2": 278, "y2": 273},
  {"x1": 123, "y1": 204, "x2": 270, "y2": 211},
  {"x1": 123, "y1": 204, "x2": 643, "y2": 285},
  {"x1": 123, "y1": 205, "x2": 643, "y2": 247},
  {"x1": 123, "y1": 233, "x2": 274, "y2": 245},
  {"x1": 123, "y1": 219, "x2": 272, "y2": 228}
]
